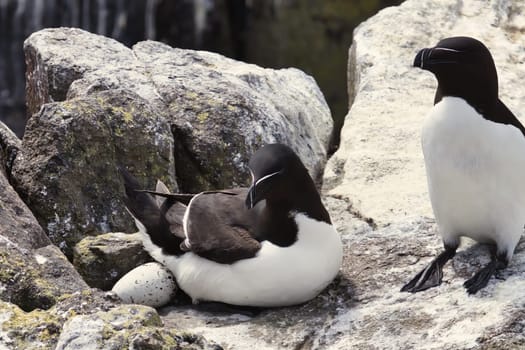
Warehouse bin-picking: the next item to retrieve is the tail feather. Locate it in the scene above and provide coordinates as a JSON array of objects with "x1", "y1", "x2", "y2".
[{"x1": 119, "y1": 167, "x2": 184, "y2": 256}]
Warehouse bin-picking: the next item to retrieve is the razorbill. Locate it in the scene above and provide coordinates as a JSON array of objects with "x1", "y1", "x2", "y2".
[
  {"x1": 121, "y1": 143, "x2": 343, "y2": 307},
  {"x1": 401, "y1": 36, "x2": 525, "y2": 294}
]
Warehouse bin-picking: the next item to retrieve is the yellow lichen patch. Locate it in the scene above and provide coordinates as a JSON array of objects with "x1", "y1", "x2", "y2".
[
  {"x1": 186, "y1": 92, "x2": 199, "y2": 99},
  {"x1": 110, "y1": 106, "x2": 134, "y2": 123},
  {"x1": 197, "y1": 112, "x2": 209, "y2": 123},
  {"x1": 0, "y1": 301, "x2": 62, "y2": 348},
  {"x1": 121, "y1": 111, "x2": 134, "y2": 123}
]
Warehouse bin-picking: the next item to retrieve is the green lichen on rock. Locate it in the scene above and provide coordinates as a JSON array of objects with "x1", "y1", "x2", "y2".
[
  {"x1": 0, "y1": 289, "x2": 118, "y2": 349},
  {"x1": 11, "y1": 89, "x2": 176, "y2": 258},
  {"x1": 1, "y1": 289, "x2": 202, "y2": 349},
  {"x1": 73, "y1": 232, "x2": 152, "y2": 290},
  {"x1": 0, "y1": 241, "x2": 88, "y2": 312},
  {"x1": 0, "y1": 301, "x2": 62, "y2": 349},
  {"x1": 55, "y1": 303, "x2": 222, "y2": 350}
]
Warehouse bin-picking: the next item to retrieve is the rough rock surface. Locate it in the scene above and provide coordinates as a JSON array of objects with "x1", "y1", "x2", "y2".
[
  {"x1": 0, "y1": 121, "x2": 21, "y2": 178},
  {"x1": 132, "y1": 40, "x2": 332, "y2": 191},
  {"x1": 55, "y1": 304, "x2": 219, "y2": 350},
  {"x1": 0, "y1": 138, "x2": 88, "y2": 312},
  {"x1": 23, "y1": 27, "x2": 332, "y2": 192},
  {"x1": 0, "y1": 127, "x2": 49, "y2": 251},
  {"x1": 73, "y1": 233, "x2": 151, "y2": 290},
  {"x1": 0, "y1": 236, "x2": 89, "y2": 312},
  {"x1": 0, "y1": 289, "x2": 218, "y2": 350},
  {"x1": 12, "y1": 88, "x2": 175, "y2": 257}
]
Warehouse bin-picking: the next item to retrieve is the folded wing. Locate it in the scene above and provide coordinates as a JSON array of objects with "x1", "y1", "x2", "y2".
[{"x1": 183, "y1": 189, "x2": 262, "y2": 264}]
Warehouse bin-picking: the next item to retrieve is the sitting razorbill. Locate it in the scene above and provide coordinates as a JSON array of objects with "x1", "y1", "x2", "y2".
[{"x1": 121, "y1": 143, "x2": 343, "y2": 307}]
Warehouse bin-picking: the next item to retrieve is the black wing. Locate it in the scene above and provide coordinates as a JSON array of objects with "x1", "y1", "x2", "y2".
[{"x1": 183, "y1": 188, "x2": 262, "y2": 264}]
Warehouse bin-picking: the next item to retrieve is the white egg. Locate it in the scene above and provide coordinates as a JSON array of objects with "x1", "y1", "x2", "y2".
[{"x1": 111, "y1": 262, "x2": 177, "y2": 308}]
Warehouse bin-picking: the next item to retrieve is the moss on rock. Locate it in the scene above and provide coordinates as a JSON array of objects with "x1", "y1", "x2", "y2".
[
  {"x1": 73, "y1": 232, "x2": 152, "y2": 290},
  {"x1": 12, "y1": 89, "x2": 176, "y2": 258},
  {"x1": 0, "y1": 241, "x2": 88, "y2": 312}
]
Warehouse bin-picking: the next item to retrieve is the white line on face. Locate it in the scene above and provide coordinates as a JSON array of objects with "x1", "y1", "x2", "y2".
[
  {"x1": 434, "y1": 47, "x2": 461, "y2": 53},
  {"x1": 255, "y1": 170, "x2": 282, "y2": 186}
]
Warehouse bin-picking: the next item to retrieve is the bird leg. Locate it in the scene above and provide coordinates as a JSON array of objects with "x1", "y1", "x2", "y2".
[
  {"x1": 463, "y1": 250, "x2": 508, "y2": 295},
  {"x1": 401, "y1": 244, "x2": 457, "y2": 293}
]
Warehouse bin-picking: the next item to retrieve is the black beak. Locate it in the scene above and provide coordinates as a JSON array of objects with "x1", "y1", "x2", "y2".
[
  {"x1": 244, "y1": 170, "x2": 282, "y2": 209},
  {"x1": 413, "y1": 48, "x2": 429, "y2": 69},
  {"x1": 414, "y1": 47, "x2": 461, "y2": 70}
]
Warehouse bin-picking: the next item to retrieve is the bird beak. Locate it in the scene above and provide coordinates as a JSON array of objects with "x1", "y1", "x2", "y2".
[
  {"x1": 414, "y1": 47, "x2": 461, "y2": 70},
  {"x1": 413, "y1": 48, "x2": 429, "y2": 69},
  {"x1": 244, "y1": 170, "x2": 282, "y2": 210}
]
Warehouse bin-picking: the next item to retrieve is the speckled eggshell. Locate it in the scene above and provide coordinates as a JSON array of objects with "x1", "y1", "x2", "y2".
[{"x1": 111, "y1": 262, "x2": 177, "y2": 308}]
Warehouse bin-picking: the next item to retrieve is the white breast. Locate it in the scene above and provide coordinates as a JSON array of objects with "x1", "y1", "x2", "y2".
[
  {"x1": 139, "y1": 213, "x2": 343, "y2": 307},
  {"x1": 422, "y1": 97, "x2": 525, "y2": 258}
]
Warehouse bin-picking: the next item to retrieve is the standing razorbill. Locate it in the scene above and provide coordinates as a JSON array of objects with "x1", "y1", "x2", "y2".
[
  {"x1": 121, "y1": 143, "x2": 343, "y2": 307},
  {"x1": 401, "y1": 36, "x2": 525, "y2": 294}
]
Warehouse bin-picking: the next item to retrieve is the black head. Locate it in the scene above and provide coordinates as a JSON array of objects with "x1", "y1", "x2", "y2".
[
  {"x1": 245, "y1": 143, "x2": 309, "y2": 209},
  {"x1": 414, "y1": 36, "x2": 498, "y2": 112},
  {"x1": 245, "y1": 143, "x2": 330, "y2": 223}
]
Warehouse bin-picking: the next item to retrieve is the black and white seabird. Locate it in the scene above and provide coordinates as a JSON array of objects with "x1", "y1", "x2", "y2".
[
  {"x1": 402, "y1": 36, "x2": 525, "y2": 294},
  {"x1": 121, "y1": 143, "x2": 343, "y2": 307}
]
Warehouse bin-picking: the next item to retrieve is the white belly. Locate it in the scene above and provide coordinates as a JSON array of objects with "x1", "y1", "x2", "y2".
[
  {"x1": 139, "y1": 213, "x2": 343, "y2": 307},
  {"x1": 422, "y1": 97, "x2": 525, "y2": 257}
]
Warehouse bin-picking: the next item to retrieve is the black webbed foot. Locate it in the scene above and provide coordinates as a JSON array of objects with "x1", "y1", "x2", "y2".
[
  {"x1": 463, "y1": 252, "x2": 508, "y2": 295},
  {"x1": 401, "y1": 246, "x2": 456, "y2": 293},
  {"x1": 401, "y1": 260, "x2": 443, "y2": 293}
]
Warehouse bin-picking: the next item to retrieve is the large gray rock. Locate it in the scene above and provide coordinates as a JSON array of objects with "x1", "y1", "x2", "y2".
[
  {"x1": 73, "y1": 232, "x2": 152, "y2": 290},
  {"x1": 0, "y1": 121, "x2": 21, "y2": 178},
  {"x1": 0, "y1": 289, "x2": 219, "y2": 350},
  {"x1": 0, "y1": 134, "x2": 88, "y2": 312},
  {"x1": 0, "y1": 126, "x2": 49, "y2": 251},
  {"x1": 12, "y1": 89, "x2": 175, "y2": 257},
  {"x1": 55, "y1": 304, "x2": 220, "y2": 350},
  {"x1": 132, "y1": 40, "x2": 332, "y2": 191},
  {"x1": 24, "y1": 27, "x2": 332, "y2": 191},
  {"x1": 0, "y1": 236, "x2": 89, "y2": 312},
  {"x1": 320, "y1": 0, "x2": 525, "y2": 349}
]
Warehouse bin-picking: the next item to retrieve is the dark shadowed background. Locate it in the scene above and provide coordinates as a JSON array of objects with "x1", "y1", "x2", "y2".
[{"x1": 0, "y1": 0, "x2": 402, "y2": 148}]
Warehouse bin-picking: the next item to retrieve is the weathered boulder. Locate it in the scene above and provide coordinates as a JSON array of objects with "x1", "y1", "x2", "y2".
[
  {"x1": 23, "y1": 27, "x2": 161, "y2": 117},
  {"x1": 0, "y1": 121, "x2": 21, "y2": 178},
  {"x1": 0, "y1": 289, "x2": 219, "y2": 350},
  {"x1": 0, "y1": 133, "x2": 88, "y2": 312},
  {"x1": 73, "y1": 232, "x2": 151, "y2": 290},
  {"x1": 23, "y1": 27, "x2": 332, "y2": 188},
  {"x1": 0, "y1": 125, "x2": 49, "y2": 251},
  {"x1": 12, "y1": 89, "x2": 175, "y2": 257},
  {"x1": 319, "y1": 0, "x2": 525, "y2": 349},
  {"x1": 55, "y1": 304, "x2": 220, "y2": 350},
  {"x1": 132, "y1": 40, "x2": 332, "y2": 191},
  {"x1": 0, "y1": 236, "x2": 89, "y2": 312}
]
